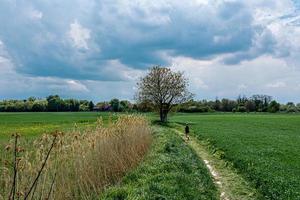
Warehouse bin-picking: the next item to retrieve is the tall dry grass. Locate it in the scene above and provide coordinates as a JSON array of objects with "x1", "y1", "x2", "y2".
[{"x1": 0, "y1": 115, "x2": 152, "y2": 200}]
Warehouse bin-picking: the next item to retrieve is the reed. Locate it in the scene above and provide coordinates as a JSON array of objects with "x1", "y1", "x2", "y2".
[{"x1": 0, "y1": 115, "x2": 152, "y2": 200}]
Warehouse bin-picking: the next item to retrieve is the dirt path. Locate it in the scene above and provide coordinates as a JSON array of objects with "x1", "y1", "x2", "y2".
[{"x1": 173, "y1": 129, "x2": 258, "y2": 200}]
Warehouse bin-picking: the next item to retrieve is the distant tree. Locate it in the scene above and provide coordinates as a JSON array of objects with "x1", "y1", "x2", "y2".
[
  {"x1": 65, "y1": 99, "x2": 80, "y2": 111},
  {"x1": 214, "y1": 98, "x2": 221, "y2": 111},
  {"x1": 32, "y1": 100, "x2": 48, "y2": 112},
  {"x1": 110, "y1": 98, "x2": 120, "y2": 112},
  {"x1": 286, "y1": 102, "x2": 298, "y2": 113},
  {"x1": 80, "y1": 100, "x2": 89, "y2": 106},
  {"x1": 287, "y1": 102, "x2": 295, "y2": 107},
  {"x1": 287, "y1": 106, "x2": 298, "y2": 113},
  {"x1": 88, "y1": 101, "x2": 94, "y2": 111},
  {"x1": 120, "y1": 100, "x2": 132, "y2": 112},
  {"x1": 135, "y1": 100, "x2": 155, "y2": 112},
  {"x1": 178, "y1": 100, "x2": 213, "y2": 113},
  {"x1": 79, "y1": 104, "x2": 89, "y2": 111},
  {"x1": 237, "y1": 106, "x2": 247, "y2": 113},
  {"x1": 136, "y1": 66, "x2": 192, "y2": 122},
  {"x1": 296, "y1": 103, "x2": 300, "y2": 112},
  {"x1": 96, "y1": 102, "x2": 111, "y2": 111},
  {"x1": 237, "y1": 95, "x2": 248, "y2": 105},
  {"x1": 15, "y1": 101, "x2": 26, "y2": 112},
  {"x1": 46, "y1": 95, "x2": 63, "y2": 111},
  {"x1": 245, "y1": 100, "x2": 256, "y2": 112},
  {"x1": 28, "y1": 96, "x2": 36, "y2": 102},
  {"x1": 279, "y1": 104, "x2": 287, "y2": 112},
  {"x1": 25, "y1": 100, "x2": 34, "y2": 111},
  {"x1": 251, "y1": 94, "x2": 272, "y2": 112},
  {"x1": 221, "y1": 98, "x2": 236, "y2": 112},
  {"x1": 268, "y1": 100, "x2": 280, "y2": 113}
]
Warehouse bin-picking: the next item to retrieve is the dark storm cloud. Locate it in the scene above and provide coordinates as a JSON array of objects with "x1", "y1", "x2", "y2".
[{"x1": 0, "y1": 0, "x2": 265, "y2": 80}]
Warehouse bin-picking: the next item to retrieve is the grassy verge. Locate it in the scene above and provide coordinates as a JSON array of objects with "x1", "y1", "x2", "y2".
[{"x1": 101, "y1": 125, "x2": 218, "y2": 200}]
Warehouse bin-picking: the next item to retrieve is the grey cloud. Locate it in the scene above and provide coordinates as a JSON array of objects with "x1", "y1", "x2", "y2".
[{"x1": 0, "y1": 0, "x2": 259, "y2": 80}]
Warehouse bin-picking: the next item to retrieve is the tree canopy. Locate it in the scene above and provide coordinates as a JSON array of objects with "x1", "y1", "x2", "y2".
[{"x1": 136, "y1": 66, "x2": 192, "y2": 122}]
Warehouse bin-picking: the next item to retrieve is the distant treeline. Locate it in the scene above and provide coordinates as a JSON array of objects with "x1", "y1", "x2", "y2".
[
  {"x1": 0, "y1": 95, "x2": 136, "y2": 112},
  {"x1": 0, "y1": 94, "x2": 300, "y2": 113},
  {"x1": 178, "y1": 95, "x2": 300, "y2": 113},
  {"x1": 0, "y1": 95, "x2": 94, "y2": 112}
]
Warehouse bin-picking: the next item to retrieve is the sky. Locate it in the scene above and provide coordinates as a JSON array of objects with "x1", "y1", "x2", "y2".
[{"x1": 0, "y1": 0, "x2": 300, "y2": 103}]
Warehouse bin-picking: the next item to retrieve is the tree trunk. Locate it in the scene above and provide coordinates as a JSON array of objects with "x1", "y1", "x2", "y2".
[
  {"x1": 159, "y1": 106, "x2": 163, "y2": 122},
  {"x1": 160, "y1": 109, "x2": 168, "y2": 122}
]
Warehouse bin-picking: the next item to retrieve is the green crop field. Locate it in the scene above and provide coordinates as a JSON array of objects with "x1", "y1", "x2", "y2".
[
  {"x1": 0, "y1": 112, "x2": 111, "y2": 140},
  {"x1": 170, "y1": 113, "x2": 300, "y2": 199}
]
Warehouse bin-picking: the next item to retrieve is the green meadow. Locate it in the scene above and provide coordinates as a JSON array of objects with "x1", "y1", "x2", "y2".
[{"x1": 0, "y1": 112, "x2": 111, "y2": 140}]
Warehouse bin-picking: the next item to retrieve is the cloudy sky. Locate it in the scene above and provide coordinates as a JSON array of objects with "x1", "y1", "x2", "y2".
[{"x1": 0, "y1": 0, "x2": 300, "y2": 103}]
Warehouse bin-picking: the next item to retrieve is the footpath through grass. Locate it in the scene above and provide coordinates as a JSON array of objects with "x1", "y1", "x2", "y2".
[
  {"x1": 173, "y1": 126, "x2": 259, "y2": 200},
  {"x1": 171, "y1": 113, "x2": 300, "y2": 200},
  {"x1": 101, "y1": 126, "x2": 218, "y2": 200}
]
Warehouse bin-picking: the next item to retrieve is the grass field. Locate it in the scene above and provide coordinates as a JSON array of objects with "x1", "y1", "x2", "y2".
[
  {"x1": 171, "y1": 113, "x2": 300, "y2": 199},
  {"x1": 0, "y1": 112, "x2": 112, "y2": 140}
]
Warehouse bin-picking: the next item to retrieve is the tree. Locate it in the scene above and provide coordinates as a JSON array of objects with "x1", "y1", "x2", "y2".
[
  {"x1": 110, "y1": 98, "x2": 120, "y2": 112},
  {"x1": 88, "y1": 101, "x2": 94, "y2": 111},
  {"x1": 78, "y1": 104, "x2": 88, "y2": 111},
  {"x1": 221, "y1": 98, "x2": 236, "y2": 112},
  {"x1": 96, "y1": 102, "x2": 111, "y2": 111},
  {"x1": 268, "y1": 100, "x2": 280, "y2": 113},
  {"x1": 214, "y1": 98, "x2": 221, "y2": 111},
  {"x1": 28, "y1": 97, "x2": 36, "y2": 102},
  {"x1": 135, "y1": 100, "x2": 155, "y2": 112},
  {"x1": 32, "y1": 100, "x2": 47, "y2": 112},
  {"x1": 64, "y1": 99, "x2": 80, "y2": 111},
  {"x1": 245, "y1": 100, "x2": 256, "y2": 112},
  {"x1": 46, "y1": 95, "x2": 64, "y2": 112},
  {"x1": 136, "y1": 66, "x2": 192, "y2": 122},
  {"x1": 237, "y1": 106, "x2": 247, "y2": 112},
  {"x1": 251, "y1": 94, "x2": 272, "y2": 112},
  {"x1": 286, "y1": 102, "x2": 298, "y2": 113},
  {"x1": 120, "y1": 100, "x2": 132, "y2": 112},
  {"x1": 47, "y1": 95, "x2": 60, "y2": 111}
]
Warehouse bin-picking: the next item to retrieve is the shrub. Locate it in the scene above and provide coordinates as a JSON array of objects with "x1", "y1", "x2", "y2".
[
  {"x1": 267, "y1": 100, "x2": 280, "y2": 113},
  {"x1": 287, "y1": 106, "x2": 298, "y2": 113},
  {"x1": 237, "y1": 106, "x2": 247, "y2": 112},
  {"x1": 79, "y1": 104, "x2": 89, "y2": 111},
  {"x1": 32, "y1": 100, "x2": 47, "y2": 112}
]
